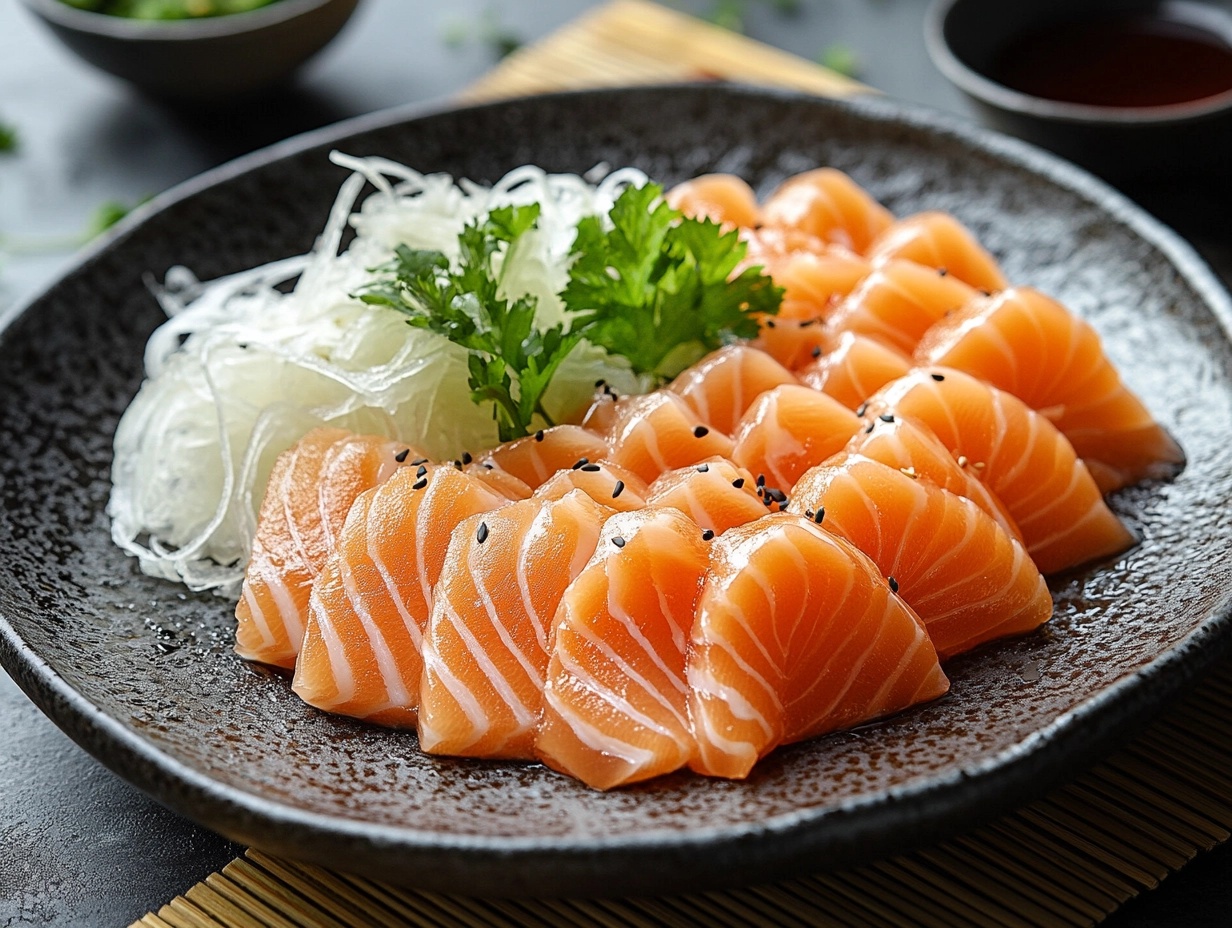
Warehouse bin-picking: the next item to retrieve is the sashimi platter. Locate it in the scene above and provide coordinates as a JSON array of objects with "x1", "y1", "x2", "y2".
[{"x1": 2, "y1": 87, "x2": 1230, "y2": 894}]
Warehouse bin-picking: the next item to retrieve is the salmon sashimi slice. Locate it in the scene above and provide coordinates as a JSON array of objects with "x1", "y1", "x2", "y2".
[
  {"x1": 418, "y1": 490, "x2": 612, "y2": 759},
  {"x1": 914, "y1": 287, "x2": 1185, "y2": 492},
  {"x1": 730, "y1": 384, "x2": 861, "y2": 492},
  {"x1": 752, "y1": 319, "x2": 837, "y2": 371},
  {"x1": 465, "y1": 462, "x2": 533, "y2": 500},
  {"x1": 533, "y1": 460, "x2": 650, "y2": 511},
  {"x1": 668, "y1": 345, "x2": 799, "y2": 436},
  {"x1": 761, "y1": 168, "x2": 895, "y2": 255},
  {"x1": 765, "y1": 248, "x2": 873, "y2": 322},
  {"x1": 740, "y1": 225, "x2": 832, "y2": 265},
  {"x1": 789, "y1": 456, "x2": 1051, "y2": 658},
  {"x1": 291, "y1": 465, "x2": 510, "y2": 725},
  {"x1": 688, "y1": 513, "x2": 948, "y2": 779},
  {"x1": 479, "y1": 424, "x2": 610, "y2": 491},
  {"x1": 646, "y1": 457, "x2": 767, "y2": 535},
  {"x1": 537, "y1": 507, "x2": 710, "y2": 789},
  {"x1": 606, "y1": 391, "x2": 736, "y2": 484},
  {"x1": 867, "y1": 212, "x2": 1007, "y2": 293},
  {"x1": 235, "y1": 428, "x2": 408, "y2": 669},
  {"x1": 798, "y1": 331, "x2": 913, "y2": 410},
  {"x1": 827, "y1": 259, "x2": 979, "y2": 356},
  {"x1": 665, "y1": 174, "x2": 760, "y2": 228},
  {"x1": 865, "y1": 369, "x2": 1136, "y2": 574},
  {"x1": 844, "y1": 415, "x2": 1022, "y2": 544}
]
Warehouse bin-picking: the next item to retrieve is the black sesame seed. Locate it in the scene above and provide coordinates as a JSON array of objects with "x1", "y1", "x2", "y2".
[
  {"x1": 572, "y1": 457, "x2": 589, "y2": 470},
  {"x1": 534, "y1": 429, "x2": 545, "y2": 442},
  {"x1": 453, "y1": 460, "x2": 463, "y2": 470},
  {"x1": 763, "y1": 496, "x2": 775, "y2": 508},
  {"x1": 756, "y1": 486, "x2": 765, "y2": 497},
  {"x1": 731, "y1": 478, "x2": 745, "y2": 489},
  {"x1": 856, "y1": 403, "x2": 868, "y2": 417},
  {"x1": 412, "y1": 478, "x2": 427, "y2": 490},
  {"x1": 612, "y1": 536, "x2": 626, "y2": 549},
  {"x1": 766, "y1": 319, "x2": 776, "y2": 328},
  {"x1": 696, "y1": 464, "x2": 710, "y2": 473},
  {"x1": 394, "y1": 449, "x2": 410, "y2": 463},
  {"x1": 416, "y1": 464, "x2": 427, "y2": 478},
  {"x1": 811, "y1": 345, "x2": 822, "y2": 358},
  {"x1": 766, "y1": 488, "x2": 787, "y2": 503},
  {"x1": 979, "y1": 288, "x2": 992, "y2": 297},
  {"x1": 581, "y1": 463, "x2": 601, "y2": 472},
  {"x1": 756, "y1": 474, "x2": 766, "y2": 487},
  {"x1": 461, "y1": 451, "x2": 473, "y2": 465},
  {"x1": 476, "y1": 522, "x2": 489, "y2": 544},
  {"x1": 595, "y1": 378, "x2": 606, "y2": 387},
  {"x1": 412, "y1": 458, "x2": 428, "y2": 466},
  {"x1": 805, "y1": 509, "x2": 815, "y2": 519},
  {"x1": 702, "y1": 529, "x2": 715, "y2": 541},
  {"x1": 483, "y1": 462, "x2": 494, "y2": 469},
  {"x1": 937, "y1": 267, "x2": 948, "y2": 277},
  {"x1": 888, "y1": 576, "x2": 899, "y2": 593},
  {"x1": 931, "y1": 372, "x2": 945, "y2": 382},
  {"x1": 612, "y1": 480, "x2": 625, "y2": 499},
  {"x1": 879, "y1": 414, "x2": 895, "y2": 423},
  {"x1": 865, "y1": 422, "x2": 875, "y2": 433},
  {"x1": 693, "y1": 425, "x2": 710, "y2": 438},
  {"x1": 814, "y1": 507, "x2": 825, "y2": 524},
  {"x1": 799, "y1": 318, "x2": 817, "y2": 328}
]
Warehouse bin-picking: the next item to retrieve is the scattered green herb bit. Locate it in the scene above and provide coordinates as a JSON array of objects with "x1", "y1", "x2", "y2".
[
  {"x1": 59, "y1": 0, "x2": 281, "y2": 19},
  {"x1": 561, "y1": 183, "x2": 781, "y2": 382},
  {"x1": 697, "y1": 0, "x2": 800, "y2": 33},
  {"x1": 0, "y1": 121, "x2": 17, "y2": 154},
  {"x1": 441, "y1": 7, "x2": 523, "y2": 60},
  {"x1": 359, "y1": 204, "x2": 578, "y2": 443},
  {"x1": 818, "y1": 42, "x2": 861, "y2": 79},
  {"x1": 86, "y1": 199, "x2": 140, "y2": 238}
]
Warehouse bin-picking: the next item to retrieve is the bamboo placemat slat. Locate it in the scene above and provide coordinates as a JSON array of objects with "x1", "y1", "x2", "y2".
[
  {"x1": 132, "y1": 659, "x2": 1232, "y2": 928},
  {"x1": 130, "y1": 4, "x2": 1229, "y2": 926},
  {"x1": 457, "y1": 0, "x2": 867, "y2": 103}
]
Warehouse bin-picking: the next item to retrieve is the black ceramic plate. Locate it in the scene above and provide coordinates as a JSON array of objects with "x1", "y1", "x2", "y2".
[{"x1": 2, "y1": 86, "x2": 1231, "y2": 899}]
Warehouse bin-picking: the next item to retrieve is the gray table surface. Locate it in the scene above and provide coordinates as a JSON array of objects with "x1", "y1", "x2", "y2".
[{"x1": 1, "y1": 1, "x2": 1229, "y2": 924}]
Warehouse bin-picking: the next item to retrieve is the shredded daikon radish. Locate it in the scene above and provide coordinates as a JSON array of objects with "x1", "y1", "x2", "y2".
[{"x1": 109, "y1": 155, "x2": 649, "y2": 594}]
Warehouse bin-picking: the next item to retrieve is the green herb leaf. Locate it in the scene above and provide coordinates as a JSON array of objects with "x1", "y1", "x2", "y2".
[
  {"x1": 358, "y1": 204, "x2": 580, "y2": 442},
  {"x1": 819, "y1": 43, "x2": 861, "y2": 79},
  {"x1": 0, "y1": 121, "x2": 18, "y2": 154},
  {"x1": 561, "y1": 182, "x2": 781, "y2": 382}
]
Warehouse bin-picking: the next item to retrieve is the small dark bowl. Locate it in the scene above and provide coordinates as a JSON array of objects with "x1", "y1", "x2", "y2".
[
  {"x1": 926, "y1": 0, "x2": 1232, "y2": 183},
  {"x1": 18, "y1": 0, "x2": 361, "y2": 103}
]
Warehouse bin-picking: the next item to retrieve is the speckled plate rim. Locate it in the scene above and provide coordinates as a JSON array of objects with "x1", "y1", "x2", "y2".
[{"x1": 3, "y1": 84, "x2": 1232, "y2": 894}]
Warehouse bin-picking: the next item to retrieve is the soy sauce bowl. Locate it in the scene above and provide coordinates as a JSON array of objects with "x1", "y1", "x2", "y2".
[
  {"x1": 18, "y1": 0, "x2": 361, "y2": 103},
  {"x1": 925, "y1": 0, "x2": 1232, "y2": 183}
]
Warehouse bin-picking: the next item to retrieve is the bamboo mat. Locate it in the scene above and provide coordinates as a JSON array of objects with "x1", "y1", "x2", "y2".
[{"x1": 131, "y1": 4, "x2": 1230, "y2": 926}]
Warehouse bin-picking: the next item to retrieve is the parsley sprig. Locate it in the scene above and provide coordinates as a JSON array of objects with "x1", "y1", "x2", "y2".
[
  {"x1": 358, "y1": 183, "x2": 781, "y2": 442},
  {"x1": 564, "y1": 183, "x2": 780, "y2": 380},
  {"x1": 359, "y1": 204, "x2": 580, "y2": 443}
]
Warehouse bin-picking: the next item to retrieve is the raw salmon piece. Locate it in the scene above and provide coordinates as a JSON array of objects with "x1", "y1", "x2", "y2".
[
  {"x1": 480, "y1": 425, "x2": 610, "y2": 490},
  {"x1": 668, "y1": 345, "x2": 799, "y2": 436},
  {"x1": 235, "y1": 428, "x2": 408, "y2": 669},
  {"x1": 761, "y1": 168, "x2": 894, "y2": 255},
  {"x1": 465, "y1": 462, "x2": 532, "y2": 501},
  {"x1": 844, "y1": 415, "x2": 1022, "y2": 544},
  {"x1": 666, "y1": 174, "x2": 760, "y2": 228},
  {"x1": 731, "y1": 384, "x2": 860, "y2": 491},
  {"x1": 915, "y1": 287, "x2": 1185, "y2": 492},
  {"x1": 607, "y1": 391, "x2": 736, "y2": 484},
  {"x1": 537, "y1": 508, "x2": 710, "y2": 789},
  {"x1": 865, "y1": 369, "x2": 1136, "y2": 574},
  {"x1": 740, "y1": 225, "x2": 832, "y2": 266},
  {"x1": 418, "y1": 490, "x2": 612, "y2": 758},
  {"x1": 798, "y1": 331, "x2": 913, "y2": 409},
  {"x1": 689, "y1": 513, "x2": 948, "y2": 779},
  {"x1": 753, "y1": 319, "x2": 836, "y2": 371},
  {"x1": 646, "y1": 457, "x2": 767, "y2": 534},
  {"x1": 789, "y1": 456, "x2": 1051, "y2": 658},
  {"x1": 766, "y1": 248, "x2": 873, "y2": 322},
  {"x1": 533, "y1": 460, "x2": 650, "y2": 511},
  {"x1": 868, "y1": 212, "x2": 1007, "y2": 293},
  {"x1": 291, "y1": 466, "x2": 510, "y2": 725},
  {"x1": 828, "y1": 259, "x2": 979, "y2": 355}
]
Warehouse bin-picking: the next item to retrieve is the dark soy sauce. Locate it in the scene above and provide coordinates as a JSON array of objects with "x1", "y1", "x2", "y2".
[{"x1": 990, "y1": 8, "x2": 1232, "y2": 107}]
